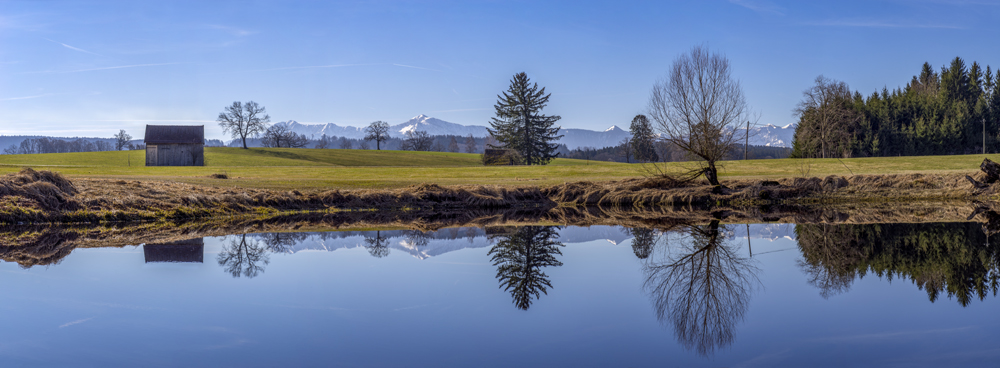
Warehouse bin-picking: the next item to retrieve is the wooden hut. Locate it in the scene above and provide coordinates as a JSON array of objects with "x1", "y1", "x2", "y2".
[
  {"x1": 144, "y1": 125, "x2": 204, "y2": 166},
  {"x1": 143, "y1": 238, "x2": 204, "y2": 263}
]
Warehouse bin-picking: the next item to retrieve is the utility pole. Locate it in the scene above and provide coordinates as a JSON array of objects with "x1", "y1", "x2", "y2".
[
  {"x1": 985, "y1": 117, "x2": 988, "y2": 155},
  {"x1": 745, "y1": 120, "x2": 749, "y2": 160}
]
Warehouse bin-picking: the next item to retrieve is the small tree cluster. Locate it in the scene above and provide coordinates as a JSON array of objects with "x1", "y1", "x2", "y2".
[{"x1": 261, "y1": 125, "x2": 309, "y2": 148}]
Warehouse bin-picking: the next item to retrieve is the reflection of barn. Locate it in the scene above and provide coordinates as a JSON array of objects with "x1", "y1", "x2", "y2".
[
  {"x1": 143, "y1": 238, "x2": 204, "y2": 263},
  {"x1": 144, "y1": 125, "x2": 205, "y2": 166}
]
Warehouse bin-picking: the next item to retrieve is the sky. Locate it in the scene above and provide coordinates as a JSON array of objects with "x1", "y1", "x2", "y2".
[{"x1": 2, "y1": 0, "x2": 1000, "y2": 141}]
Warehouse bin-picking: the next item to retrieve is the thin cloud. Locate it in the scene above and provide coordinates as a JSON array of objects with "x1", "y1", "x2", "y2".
[
  {"x1": 393, "y1": 63, "x2": 441, "y2": 72},
  {"x1": 239, "y1": 63, "x2": 382, "y2": 73},
  {"x1": 23, "y1": 63, "x2": 179, "y2": 74},
  {"x1": 59, "y1": 317, "x2": 95, "y2": 328},
  {"x1": 804, "y1": 19, "x2": 963, "y2": 29},
  {"x1": 44, "y1": 38, "x2": 103, "y2": 56},
  {"x1": 729, "y1": 0, "x2": 785, "y2": 15},
  {"x1": 0, "y1": 93, "x2": 53, "y2": 101},
  {"x1": 428, "y1": 108, "x2": 491, "y2": 113},
  {"x1": 207, "y1": 24, "x2": 256, "y2": 37}
]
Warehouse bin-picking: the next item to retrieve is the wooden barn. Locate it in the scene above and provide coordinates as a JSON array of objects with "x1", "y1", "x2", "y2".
[{"x1": 144, "y1": 125, "x2": 205, "y2": 166}]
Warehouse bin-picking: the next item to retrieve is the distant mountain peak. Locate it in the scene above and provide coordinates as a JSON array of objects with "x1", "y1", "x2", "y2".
[{"x1": 605, "y1": 125, "x2": 623, "y2": 132}]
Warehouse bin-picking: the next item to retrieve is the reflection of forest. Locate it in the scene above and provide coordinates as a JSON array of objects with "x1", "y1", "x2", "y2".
[
  {"x1": 639, "y1": 220, "x2": 760, "y2": 356},
  {"x1": 797, "y1": 222, "x2": 1000, "y2": 306},
  {"x1": 488, "y1": 226, "x2": 565, "y2": 310}
]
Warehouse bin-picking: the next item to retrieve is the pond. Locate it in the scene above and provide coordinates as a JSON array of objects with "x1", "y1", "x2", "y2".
[{"x1": 2, "y1": 221, "x2": 1000, "y2": 367}]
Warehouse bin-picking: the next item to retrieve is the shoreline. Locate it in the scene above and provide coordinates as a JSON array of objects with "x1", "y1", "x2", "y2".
[{"x1": 0, "y1": 167, "x2": 997, "y2": 225}]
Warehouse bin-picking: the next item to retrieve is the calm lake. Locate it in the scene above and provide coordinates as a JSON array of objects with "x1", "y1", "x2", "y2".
[{"x1": 2, "y1": 222, "x2": 1000, "y2": 367}]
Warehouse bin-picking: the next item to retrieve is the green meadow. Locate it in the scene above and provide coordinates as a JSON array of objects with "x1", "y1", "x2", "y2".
[{"x1": 0, "y1": 147, "x2": 992, "y2": 190}]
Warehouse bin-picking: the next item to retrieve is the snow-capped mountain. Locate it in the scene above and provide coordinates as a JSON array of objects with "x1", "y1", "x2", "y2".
[
  {"x1": 392, "y1": 114, "x2": 489, "y2": 138},
  {"x1": 557, "y1": 125, "x2": 632, "y2": 150},
  {"x1": 747, "y1": 123, "x2": 795, "y2": 148},
  {"x1": 272, "y1": 115, "x2": 796, "y2": 149}
]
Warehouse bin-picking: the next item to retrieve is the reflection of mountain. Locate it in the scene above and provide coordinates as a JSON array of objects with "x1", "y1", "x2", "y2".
[
  {"x1": 251, "y1": 226, "x2": 629, "y2": 260},
  {"x1": 797, "y1": 222, "x2": 1000, "y2": 305}
]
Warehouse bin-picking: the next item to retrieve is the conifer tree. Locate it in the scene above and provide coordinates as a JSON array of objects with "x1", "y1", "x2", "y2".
[
  {"x1": 629, "y1": 114, "x2": 659, "y2": 162},
  {"x1": 487, "y1": 72, "x2": 563, "y2": 165}
]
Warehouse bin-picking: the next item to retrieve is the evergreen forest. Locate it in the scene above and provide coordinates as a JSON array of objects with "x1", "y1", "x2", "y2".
[{"x1": 792, "y1": 57, "x2": 1000, "y2": 158}]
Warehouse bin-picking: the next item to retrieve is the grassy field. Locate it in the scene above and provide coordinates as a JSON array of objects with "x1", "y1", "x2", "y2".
[{"x1": 0, "y1": 147, "x2": 995, "y2": 190}]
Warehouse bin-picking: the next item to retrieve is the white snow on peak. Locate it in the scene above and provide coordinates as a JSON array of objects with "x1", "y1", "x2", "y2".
[
  {"x1": 782, "y1": 123, "x2": 796, "y2": 129},
  {"x1": 605, "y1": 125, "x2": 621, "y2": 132}
]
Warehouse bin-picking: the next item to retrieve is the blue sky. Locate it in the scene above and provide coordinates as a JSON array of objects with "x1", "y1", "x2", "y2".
[{"x1": 2, "y1": 0, "x2": 999, "y2": 141}]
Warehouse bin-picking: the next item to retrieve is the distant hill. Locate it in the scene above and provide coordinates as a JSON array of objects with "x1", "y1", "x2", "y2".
[{"x1": 273, "y1": 115, "x2": 796, "y2": 150}]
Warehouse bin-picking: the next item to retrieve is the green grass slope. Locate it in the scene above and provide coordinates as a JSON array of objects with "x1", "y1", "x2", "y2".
[{"x1": 0, "y1": 147, "x2": 994, "y2": 190}]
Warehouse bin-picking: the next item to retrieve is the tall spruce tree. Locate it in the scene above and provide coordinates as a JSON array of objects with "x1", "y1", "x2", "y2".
[
  {"x1": 629, "y1": 114, "x2": 659, "y2": 162},
  {"x1": 487, "y1": 72, "x2": 563, "y2": 165}
]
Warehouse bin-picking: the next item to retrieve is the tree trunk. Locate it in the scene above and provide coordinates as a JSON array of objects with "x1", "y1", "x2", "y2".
[
  {"x1": 705, "y1": 161, "x2": 720, "y2": 186},
  {"x1": 242, "y1": 136, "x2": 248, "y2": 149}
]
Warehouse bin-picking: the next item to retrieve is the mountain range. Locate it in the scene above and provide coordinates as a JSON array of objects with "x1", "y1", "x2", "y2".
[{"x1": 274, "y1": 115, "x2": 796, "y2": 149}]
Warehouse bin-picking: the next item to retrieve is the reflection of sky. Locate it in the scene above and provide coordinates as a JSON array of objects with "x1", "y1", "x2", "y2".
[{"x1": 0, "y1": 226, "x2": 997, "y2": 367}]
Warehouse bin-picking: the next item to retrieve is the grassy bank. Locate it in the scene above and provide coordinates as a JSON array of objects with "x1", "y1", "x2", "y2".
[{"x1": 1, "y1": 147, "x2": 999, "y2": 190}]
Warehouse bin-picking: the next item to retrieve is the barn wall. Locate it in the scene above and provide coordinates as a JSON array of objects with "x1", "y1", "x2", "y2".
[{"x1": 145, "y1": 144, "x2": 204, "y2": 166}]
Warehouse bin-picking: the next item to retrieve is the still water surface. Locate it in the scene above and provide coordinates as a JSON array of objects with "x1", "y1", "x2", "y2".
[{"x1": 2, "y1": 222, "x2": 999, "y2": 367}]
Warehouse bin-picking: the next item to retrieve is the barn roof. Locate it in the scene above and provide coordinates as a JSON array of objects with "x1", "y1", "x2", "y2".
[{"x1": 144, "y1": 125, "x2": 204, "y2": 144}]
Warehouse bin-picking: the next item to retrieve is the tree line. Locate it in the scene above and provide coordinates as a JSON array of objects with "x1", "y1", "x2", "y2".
[{"x1": 792, "y1": 57, "x2": 1000, "y2": 158}]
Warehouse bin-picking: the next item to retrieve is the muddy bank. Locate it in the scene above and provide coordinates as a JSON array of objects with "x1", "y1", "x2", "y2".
[{"x1": 1, "y1": 167, "x2": 998, "y2": 225}]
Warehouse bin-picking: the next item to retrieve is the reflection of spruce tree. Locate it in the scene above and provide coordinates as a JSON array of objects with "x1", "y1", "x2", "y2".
[
  {"x1": 643, "y1": 220, "x2": 760, "y2": 356},
  {"x1": 364, "y1": 231, "x2": 391, "y2": 258},
  {"x1": 488, "y1": 226, "x2": 565, "y2": 310},
  {"x1": 628, "y1": 227, "x2": 659, "y2": 259},
  {"x1": 217, "y1": 234, "x2": 270, "y2": 278},
  {"x1": 797, "y1": 222, "x2": 1000, "y2": 306}
]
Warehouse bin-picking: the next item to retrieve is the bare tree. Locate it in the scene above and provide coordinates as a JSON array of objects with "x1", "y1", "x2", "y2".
[
  {"x1": 793, "y1": 76, "x2": 860, "y2": 159},
  {"x1": 464, "y1": 134, "x2": 477, "y2": 153},
  {"x1": 314, "y1": 134, "x2": 332, "y2": 149},
  {"x1": 648, "y1": 46, "x2": 752, "y2": 186},
  {"x1": 364, "y1": 121, "x2": 390, "y2": 150},
  {"x1": 113, "y1": 129, "x2": 132, "y2": 151},
  {"x1": 261, "y1": 124, "x2": 309, "y2": 148},
  {"x1": 448, "y1": 136, "x2": 460, "y2": 152},
  {"x1": 339, "y1": 137, "x2": 353, "y2": 149},
  {"x1": 217, "y1": 101, "x2": 271, "y2": 149},
  {"x1": 359, "y1": 140, "x2": 370, "y2": 150},
  {"x1": 401, "y1": 130, "x2": 433, "y2": 151}
]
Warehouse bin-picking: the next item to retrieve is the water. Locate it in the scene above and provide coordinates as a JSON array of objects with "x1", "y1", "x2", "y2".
[{"x1": 2, "y1": 222, "x2": 1000, "y2": 367}]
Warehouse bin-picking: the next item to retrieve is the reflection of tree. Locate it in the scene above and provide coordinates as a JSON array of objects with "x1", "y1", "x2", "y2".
[
  {"x1": 642, "y1": 220, "x2": 760, "y2": 356},
  {"x1": 364, "y1": 231, "x2": 391, "y2": 258},
  {"x1": 402, "y1": 230, "x2": 430, "y2": 248},
  {"x1": 255, "y1": 232, "x2": 310, "y2": 253},
  {"x1": 797, "y1": 222, "x2": 1000, "y2": 306},
  {"x1": 217, "y1": 234, "x2": 269, "y2": 278},
  {"x1": 488, "y1": 226, "x2": 565, "y2": 310},
  {"x1": 628, "y1": 227, "x2": 659, "y2": 259}
]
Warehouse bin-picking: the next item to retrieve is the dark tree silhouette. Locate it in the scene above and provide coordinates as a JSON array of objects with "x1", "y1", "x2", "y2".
[
  {"x1": 364, "y1": 230, "x2": 391, "y2": 258},
  {"x1": 488, "y1": 226, "x2": 565, "y2": 310},
  {"x1": 217, "y1": 234, "x2": 270, "y2": 278},
  {"x1": 628, "y1": 227, "x2": 659, "y2": 259},
  {"x1": 642, "y1": 220, "x2": 760, "y2": 356},
  {"x1": 487, "y1": 72, "x2": 563, "y2": 165},
  {"x1": 364, "y1": 121, "x2": 390, "y2": 150},
  {"x1": 217, "y1": 101, "x2": 270, "y2": 149}
]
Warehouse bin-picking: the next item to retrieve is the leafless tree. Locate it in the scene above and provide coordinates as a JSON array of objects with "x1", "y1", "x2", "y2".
[
  {"x1": 261, "y1": 124, "x2": 309, "y2": 148},
  {"x1": 359, "y1": 140, "x2": 370, "y2": 150},
  {"x1": 364, "y1": 121, "x2": 390, "y2": 150},
  {"x1": 314, "y1": 134, "x2": 332, "y2": 149},
  {"x1": 217, "y1": 101, "x2": 270, "y2": 149},
  {"x1": 464, "y1": 134, "x2": 477, "y2": 153},
  {"x1": 217, "y1": 234, "x2": 269, "y2": 278},
  {"x1": 448, "y1": 136, "x2": 460, "y2": 152},
  {"x1": 793, "y1": 76, "x2": 860, "y2": 159},
  {"x1": 114, "y1": 129, "x2": 132, "y2": 151},
  {"x1": 339, "y1": 137, "x2": 353, "y2": 149},
  {"x1": 401, "y1": 130, "x2": 433, "y2": 151},
  {"x1": 648, "y1": 46, "x2": 752, "y2": 185}
]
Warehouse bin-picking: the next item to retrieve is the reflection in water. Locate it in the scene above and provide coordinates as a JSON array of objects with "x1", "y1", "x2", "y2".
[
  {"x1": 217, "y1": 234, "x2": 270, "y2": 278},
  {"x1": 488, "y1": 226, "x2": 565, "y2": 310},
  {"x1": 628, "y1": 227, "x2": 659, "y2": 259},
  {"x1": 364, "y1": 231, "x2": 391, "y2": 258},
  {"x1": 143, "y1": 238, "x2": 204, "y2": 263},
  {"x1": 641, "y1": 220, "x2": 760, "y2": 356},
  {"x1": 257, "y1": 232, "x2": 310, "y2": 253},
  {"x1": 797, "y1": 222, "x2": 1000, "y2": 306}
]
